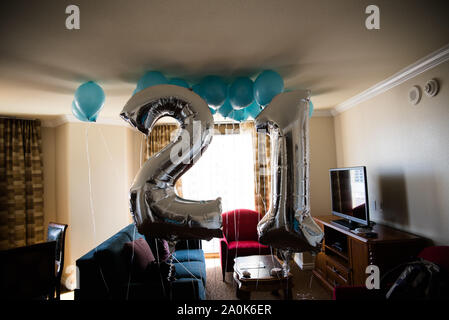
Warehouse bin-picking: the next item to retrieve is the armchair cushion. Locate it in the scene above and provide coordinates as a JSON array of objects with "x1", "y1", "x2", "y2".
[
  {"x1": 222, "y1": 209, "x2": 262, "y2": 242},
  {"x1": 227, "y1": 240, "x2": 270, "y2": 257}
]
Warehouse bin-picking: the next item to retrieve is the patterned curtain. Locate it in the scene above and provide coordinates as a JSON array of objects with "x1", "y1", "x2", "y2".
[
  {"x1": 145, "y1": 123, "x2": 183, "y2": 196},
  {"x1": 241, "y1": 122, "x2": 271, "y2": 216},
  {"x1": 0, "y1": 118, "x2": 44, "y2": 250}
]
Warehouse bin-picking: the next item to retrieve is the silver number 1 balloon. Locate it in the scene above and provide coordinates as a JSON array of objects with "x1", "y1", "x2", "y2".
[
  {"x1": 255, "y1": 90, "x2": 323, "y2": 252},
  {"x1": 120, "y1": 85, "x2": 222, "y2": 241}
]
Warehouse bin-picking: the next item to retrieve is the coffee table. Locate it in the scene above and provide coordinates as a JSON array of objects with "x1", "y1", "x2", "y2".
[{"x1": 233, "y1": 255, "x2": 293, "y2": 300}]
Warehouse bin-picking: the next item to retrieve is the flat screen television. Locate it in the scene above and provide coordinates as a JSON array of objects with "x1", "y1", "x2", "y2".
[{"x1": 329, "y1": 166, "x2": 370, "y2": 229}]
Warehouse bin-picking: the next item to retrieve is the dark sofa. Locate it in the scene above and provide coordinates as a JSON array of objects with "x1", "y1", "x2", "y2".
[{"x1": 75, "y1": 224, "x2": 206, "y2": 300}]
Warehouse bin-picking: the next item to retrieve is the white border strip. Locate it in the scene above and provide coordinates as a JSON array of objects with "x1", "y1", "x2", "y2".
[{"x1": 333, "y1": 43, "x2": 449, "y2": 115}]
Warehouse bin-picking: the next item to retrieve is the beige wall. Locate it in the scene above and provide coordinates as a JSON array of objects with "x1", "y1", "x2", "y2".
[
  {"x1": 41, "y1": 123, "x2": 142, "y2": 287},
  {"x1": 334, "y1": 61, "x2": 449, "y2": 245},
  {"x1": 309, "y1": 117, "x2": 337, "y2": 215}
]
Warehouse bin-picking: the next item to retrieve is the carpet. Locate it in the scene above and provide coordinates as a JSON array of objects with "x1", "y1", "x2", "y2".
[{"x1": 203, "y1": 258, "x2": 332, "y2": 300}]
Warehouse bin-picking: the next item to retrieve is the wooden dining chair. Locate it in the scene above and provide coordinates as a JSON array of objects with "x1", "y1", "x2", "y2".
[{"x1": 47, "y1": 222, "x2": 68, "y2": 299}]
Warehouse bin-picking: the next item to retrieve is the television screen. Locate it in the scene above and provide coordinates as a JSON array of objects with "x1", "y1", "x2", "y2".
[{"x1": 330, "y1": 167, "x2": 369, "y2": 225}]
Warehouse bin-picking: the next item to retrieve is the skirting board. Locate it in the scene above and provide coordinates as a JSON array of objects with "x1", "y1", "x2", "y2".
[{"x1": 293, "y1": 252, "x2": 315, "y2": 271}]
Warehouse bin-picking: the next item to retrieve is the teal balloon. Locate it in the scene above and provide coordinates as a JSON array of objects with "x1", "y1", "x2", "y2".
[
  {"x1": 72, "y1": 100, "x2": 99, "y2": 122},
  {"x1": 218, "y1": 99, "x2": 233, "y2": 118},
  {"x1": 198, "y1": 75, "x2": 227, "y2": 108},
  {"x1": 136, "y1": 71, "x2": 167, "y2": 92},
  {"x1": 168, "y1": 78, "x2": 190, "y2": 88},
  {"x1": 192, "y1": 83, "x2": 202, "y2": 96},
  {"x1": 254, "y1": 70, "x2": 284, "y2": 106},
  {"x1": 229, "y1": 77, "x2": 254, "y2": 109},
  {"x1": 245, "y1": 101, "x2": 262, "y2": 119},
  {"x1": 229, "y1": 108, "x2": 248, "y2": 122},
  {"x1": 72, "y1": 101, "x2": 89, "y2": 122},
  {"x1": 209, "y1": 107, "x2": 217, "y2": 115},
  {"x1": 74, "y1": 81, "x2": 105, "y2": 121},
  {"x1": 309, "y1": 100, "x2": 314, "y2": 118}
]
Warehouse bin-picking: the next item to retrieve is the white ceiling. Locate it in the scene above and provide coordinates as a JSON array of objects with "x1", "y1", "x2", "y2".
[{"x1": 0, "y1": 0, "x2": 448, "y2": 121}]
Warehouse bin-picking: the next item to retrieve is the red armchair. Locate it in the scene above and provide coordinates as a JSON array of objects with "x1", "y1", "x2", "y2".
[{"x1": 220, "y1": 209, "x2": 271, "y2": 281}]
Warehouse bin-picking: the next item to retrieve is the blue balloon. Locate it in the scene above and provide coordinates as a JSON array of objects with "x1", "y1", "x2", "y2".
[
  {"x1": 309, "y1": 100, "x2": 314, "y2": 118},
  {"x1": 72, "y1": 100, "x2": 99, "y2": 122},
  {"x1": 228, "y1": 108, "x2": 248, "y2": 122},
  {"x1": 136, "y1": 71, "x2": 167, "y2": 92},
  {"x1": 72, "y1": 101, "x2": 89, "y2": 122},
  {"x1": 198, "y1": 75, "x2": 227, "y2": 108},
  {"x1": 245, "y1": 101, "x2": 262, "y2": 119},
  {"x1": 229, "y1": 77, "x2": 254, "y2": 109},
  {"x1": 168, "y1": 78, "x2": 190, "y2": 88},
  {"x1": 74, "y1": 81, "x2": 105, "y2": 121},
  {"x1": 218, "y1": 99, "x2": 233, "y2": 118},
  {"x1": 192, "y1": 83, "x2": 202, "y2": 96},
  {"x1": 254, "y1": 70, "x2": 284, "y2": 106}
]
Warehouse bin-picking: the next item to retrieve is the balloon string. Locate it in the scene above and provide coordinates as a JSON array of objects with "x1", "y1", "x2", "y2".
[
  {"x1": 170, "y1": 255, "x2": 200, "y2": 281},
  {"x1": 233, "y1": 122, "x2": 239, "y2": 259},
  {"x1": 140, "y1": 135, "x2": 144, "y2": 168},
  {"x1": 85, "y1": 125, "x2": 109, "y2": 293},
  {"x1": 153, "y1": 239, "x2": 167, "y2": 297},
  {"x1": 184, "y1": 240, "x2": 198, "y2": 301},
  {"x1": 126, "y1": 224, "x2": 137, "y2": 300}
]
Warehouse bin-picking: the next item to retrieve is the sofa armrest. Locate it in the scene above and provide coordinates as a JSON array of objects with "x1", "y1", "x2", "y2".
[{"x1": 171, "y1": 278, "x2": 205, "y2": 300}]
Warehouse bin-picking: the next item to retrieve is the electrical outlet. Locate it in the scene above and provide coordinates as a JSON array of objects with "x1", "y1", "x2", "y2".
[{"x1": 371, "y1": 200, "x2": 377, "y2": 211}]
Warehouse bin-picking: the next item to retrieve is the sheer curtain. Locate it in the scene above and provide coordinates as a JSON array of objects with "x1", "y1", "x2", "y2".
[{"x1": 182, "y1": 124, "x2": 256, "y2": 253}]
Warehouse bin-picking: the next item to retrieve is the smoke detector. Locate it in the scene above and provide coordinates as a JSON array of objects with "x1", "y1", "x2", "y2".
[
  {"x1": 424, "y1": 79, "x2": 439, "y2": 97},
  {"x1": 408, "y1": 86, "x2": 421, "y2": 105}
]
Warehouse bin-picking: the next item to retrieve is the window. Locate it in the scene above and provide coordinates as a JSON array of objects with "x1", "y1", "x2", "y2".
[{"x1": 181, "y1": 131, "x2": 255, "y2": 253}]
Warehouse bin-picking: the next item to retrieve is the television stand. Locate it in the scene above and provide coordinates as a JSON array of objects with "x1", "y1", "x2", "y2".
[
  {"x1": 330, "y1": 219, "x2": 364, "y2": 230},
  {"x1": 312, "y1": 215, "x2": 427, "y2": 293}
]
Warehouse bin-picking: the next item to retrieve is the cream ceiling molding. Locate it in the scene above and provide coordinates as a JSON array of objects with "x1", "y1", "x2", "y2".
[
  {"x1": 42, "y1": 114, "x2": 133, "y2": 128},
  {"x1": 332, "y1": 43, "x2": 449, "y2": 116},
  {"x1": 42, "y1": 106, "x2": 333, "y2": 127},
  {"x1": 312, "y1": 109, "x2": 333, "y2": 117}
]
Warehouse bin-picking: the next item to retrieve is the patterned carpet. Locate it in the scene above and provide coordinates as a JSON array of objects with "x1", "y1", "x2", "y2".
[{"x1": 204, "y1": 258, "x2": 332, "y2": 300}]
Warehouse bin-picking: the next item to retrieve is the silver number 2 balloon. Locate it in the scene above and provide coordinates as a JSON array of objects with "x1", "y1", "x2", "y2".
[
  {"x1": 120, "y1": 85, "x2": 222, "y2": 241},
  {"x1": 255, "y1": 90, "x2": 324, "y2": 253}
]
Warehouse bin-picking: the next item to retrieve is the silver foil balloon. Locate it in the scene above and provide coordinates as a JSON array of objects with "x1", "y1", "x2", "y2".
[
  {"x1": 255, "y1": 90, "x2": 324, "y2": 252},
  {"x1": 120, "y1": 85, "x2": 222, "y2": 241}
]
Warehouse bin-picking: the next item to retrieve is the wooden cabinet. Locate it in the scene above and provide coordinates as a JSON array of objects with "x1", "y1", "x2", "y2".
[{"x1": 312, "y1": 215, "x2": 427, "y2": 292}]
